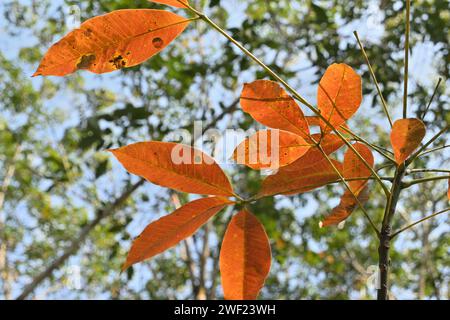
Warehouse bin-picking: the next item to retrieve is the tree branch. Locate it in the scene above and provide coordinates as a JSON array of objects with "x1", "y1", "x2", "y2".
[
  {"x1": 391, "y1": 207, "x2": 450, "y2": 239},
  {"x1": 15, "y1": 179, "x2": 145, "y2": 300},
  {"x1": 402, "y1": 175, "x2": 450, "y2": 189},
  {"x1": 421, "y1": 77, "x2": 442, "y2": 120},
  {"x1": 403, "y1": 0, "x2": 411, "y2": 118}
]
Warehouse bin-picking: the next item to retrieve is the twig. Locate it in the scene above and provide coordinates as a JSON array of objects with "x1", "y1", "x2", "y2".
[
  {"x1": 407, "y1": 169, "x2": 450, "y2": 175},
  {"x1": 391, "y1": 207, "x2": 450, "y2": 239},
  {"x1": 406, "y1": 125, "x2": 449, "y2": 165},
  {"x1": 340, "y1": 125, "x2": 395, "y2": 163},
  {"x1": 403, "y1": 0, "x2": 411, "y2": 118},
  {"x1": 353, "y1": 31, "x2": 393, "y2": 127},
  {"x1": 417, "y1": 144, "x2": 450, "y2": 158},
  {"x1": 421, "y1": 78, "x2": 442, "y2": 120},
  {"x1": 402, "y1": 175, "x2": 450, "y2": 189},
  {"x1": 16, "y1": 179, "x2": 145, "y2": 300}
]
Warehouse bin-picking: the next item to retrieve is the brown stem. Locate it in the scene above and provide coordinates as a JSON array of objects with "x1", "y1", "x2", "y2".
[
  {"x1": 377, "y1": 224, "x2": 391, "y2": 300},
  {"x1": 377, "y1": 165, "x2": 406, "y2": 300}
]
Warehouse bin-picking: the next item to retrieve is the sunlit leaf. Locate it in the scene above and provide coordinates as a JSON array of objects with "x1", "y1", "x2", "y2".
[
  {"x1": 148, "y1": 0, "x2": 189, "y2": 8},
  {"x1": 33, "y1": 10, "x2": 190, "y2": 76},
  {"x1": 343, "y1": 142, "x2": 374, "y2": 193},
  {"x1": 390, "y1": 118, "x2": 426, "y2": 165},
  {"x1": 220, "y1": 210, "x2": 271, "y2": 300},
  {"x1": 279, "y1": 133, "x2": 345, "y2": 171},
  {"x1": 317, "y1": 63, "x2": 362, "y2": 132},
  {"x1": 259, "y1": 158, "x2": 343, "y2": 196},
  {"x1": 123, "y1": 196, "x2": 232, "y2": 270},
  {"x1": 320, "y1": 186, "x2": 369, "y2": 227},
  {"x1": 232, "y1": 130, "x2": 311, "y2": 170},
  {"x1": 240, "y1": 80, "x2": 310, "y2": 139},
  {"x1": 109, "y1": 141, "x2": 234, "y2": 196}
]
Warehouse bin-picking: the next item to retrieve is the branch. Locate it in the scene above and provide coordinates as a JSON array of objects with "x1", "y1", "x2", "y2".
[
  {"x1": 391, "y1": 207, "x2": 450, "y2": 239},
  {"x1": 407, "y1": 169, "x2": 450, "y2": 175},
  {"x1": 406, "y1": 125, "x2": 449, "y2": 166},
  {"x1": 402, "y1": 175, "x2": 450, "y2": 189},
  {"x1": 403, "y1": 0, "x2": 411, "y2": 118},
  {"x1": 417, "y1": 144, "x2": 450, "y2": 158},
  {"x1": 340, "y1": 125, "x2": 395, "y2": 163},
  {"x1": 15, "y1": 179, "x2": 145, "y2": 300},
  {"x1": 421, "y1": 77, "x2": 442, "y2": 120},
  {"x1": 353, "y1": 31, "x2": 393, "y2": 127}
]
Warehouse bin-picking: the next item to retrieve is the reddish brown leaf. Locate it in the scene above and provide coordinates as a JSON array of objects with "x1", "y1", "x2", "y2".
[
  {"x1": 305, "y1": 116, "x2": 321, "y2": 127},
  {"x1": 240, "y1": 80, "x2": 310, "y2": 139},
  {"x1": 149, "y1": 0, "x2": 189, "y2": 8},
  {"x1": 232, "y1": 130, "x2": 311, "y2": 170},
  {"x1": 259, "y1": 159, "x2": 343, "y2": 197},
  {"x1": 33, "y1": 10, "x2": 190, "y2": 76},
  {"x1": 317, "y1": 63, "x2": 362, "y2": 132},
  {"x1": 448, "y1": 179, "x2": 450, "y2": 201},
  {"x1": 343, "y1": 142, "x2": 374, "y2": 193},
  {"x1": 109, "y1": 141, "x2": 234, "y2": 196},
  {"x1": 279, "y1": 133, "x2": 346, "y2": 172},
  {"x1": 390, "y1": 118, "x2": 426, "y2": 165},
  {"x1": 220, "y1": 210, "x2": 271, "y2": 300},
  {"x1": 123, "y1": 196, "x2": 232, "y2": 270},
  {"x1": 320, "y1": 186, "x2": 369, "y2": 227},
  {"x1": 320, "y1": 143, "x2": 373, "y2": 227}
]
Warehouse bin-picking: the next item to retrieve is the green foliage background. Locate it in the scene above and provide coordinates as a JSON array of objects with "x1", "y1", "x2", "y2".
[{"x1": 0, "y1": 0, "x2": 448, "y2": 299}]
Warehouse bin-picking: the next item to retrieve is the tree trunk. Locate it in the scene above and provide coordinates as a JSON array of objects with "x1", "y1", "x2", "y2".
[{"x1": 377, "y1": 165, "x2": 405, "y2": 300}]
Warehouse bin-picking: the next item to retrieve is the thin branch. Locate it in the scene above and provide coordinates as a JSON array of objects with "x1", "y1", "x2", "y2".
[
  {"x1": 407, "y1": 169, "x2": 450, "y2": 175},
  {"x1": 403, "y1": 0, "x2": 411, "y2": 118},
  {"x1": 353, "y1": 31, "x2": 392, "y2": 127},
  {"x1": 402, "y1": 175, "x2": 450, "y2": 189},
  {"x1": 417, "y1": 144, "x2": 450, "y2": 158},
  {"x1": 421, "y1": 77, "x2": 442, "y2": 120},
  {"x1": 171, "y1": 193, "x2": 199, "y2": 298},
  {"x1": 391, "y1": 207, "x2": 450, "y2": 239},
  {"x1": 340, "y1": 125, "x2": 396, "y2": 163},
  {"x1": 406, "y1": 125, "x2": 450, "y2": 165}
]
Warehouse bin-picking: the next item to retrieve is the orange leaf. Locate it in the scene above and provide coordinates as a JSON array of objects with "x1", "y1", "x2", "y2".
[
  {"x1": 279, "y1": 133, "x2": 346, "y2": 171},
  {"x1": 318, "y1": 63, "x2": 362, "y2": 132},
  {"x1": 305, "y1": 116, "x2": 321, "y2": 127},
  {"x1": 109, "y1": 141, "x2": 234, "y2": 196},
  {"x1": 232, "y1": 130, "x2": 311, "y2": 170},
  {"x1": 123, "y1": 196, "x2": 232, "y2": 270},
  {"x1": 148, "y1": 0, "x2": 189, "y2": 8},
  {"x1": 33, "y1": 10, "x2": 190, "y2": 76},
  {"x1": 240, "y1": 80, "x2": 310, "y2": 139},
  {"x1": 320, "y1": 143, "x2": 373, "y2": 227},
  {"x1": 390, "y1": 118, "x2": 426, "y2": 165},
  {"x1": 220, "y1": 210, "x2": 271, "y2": 300},
  {"x1": 343, "y1": 142, "x2": 374, "y2": 193},
  {"x1": 320, "y1": 186, "x2": 369, "y2": 227},
  {"x1": 259, "y1": 158, "x2": 343, "y2": 196},
  {"x1": 448, "y1": 179, "x2": 450, "y2": 201}
]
